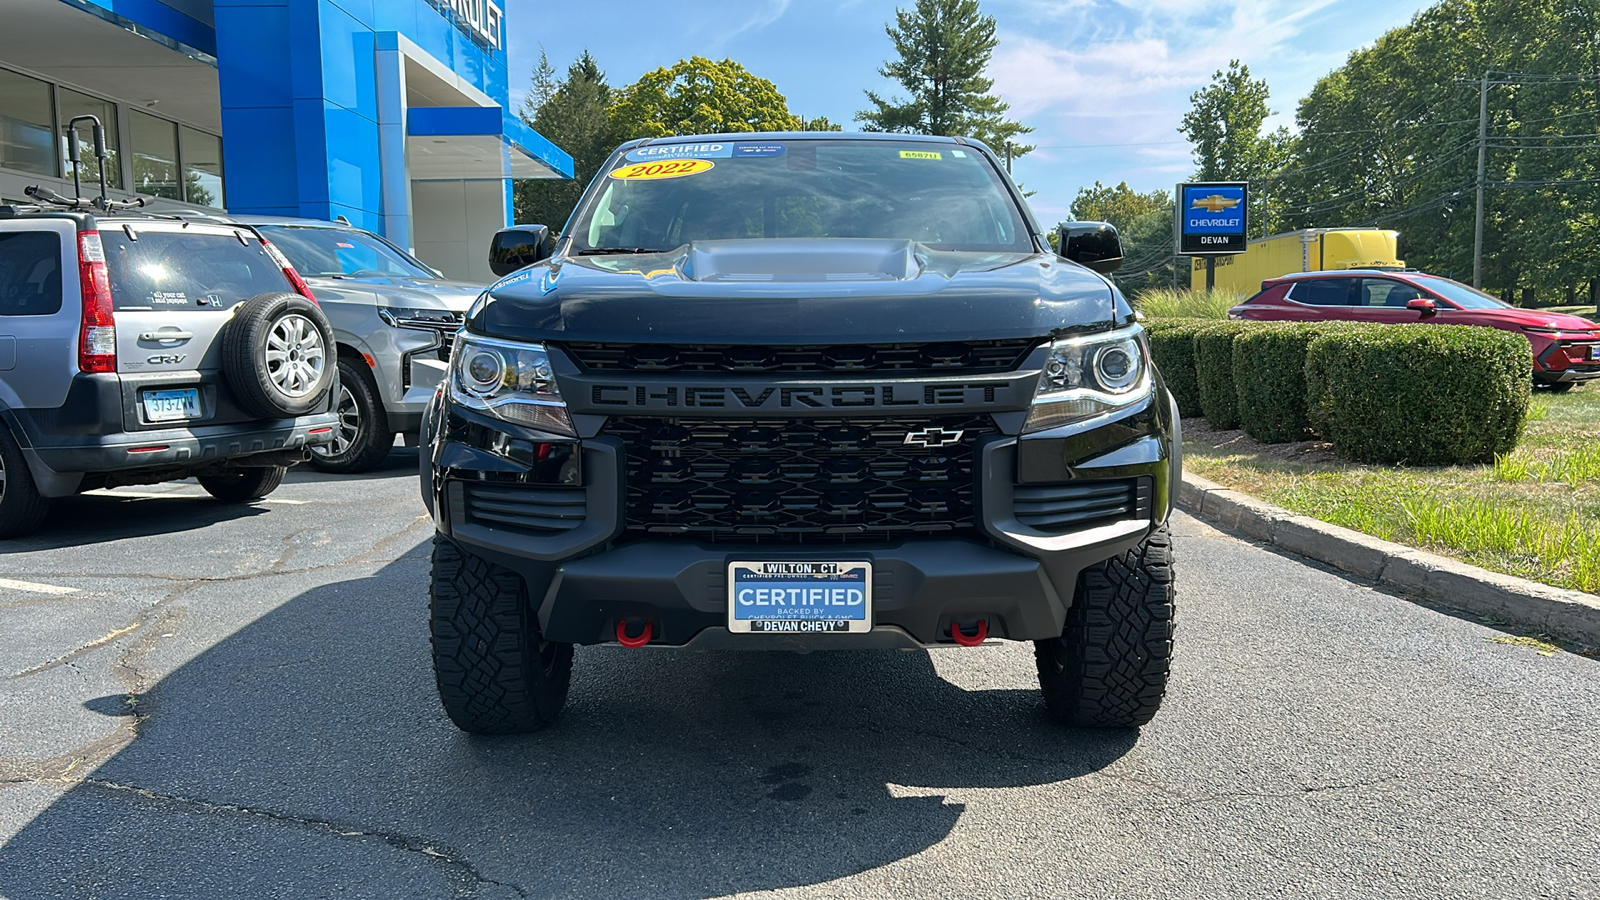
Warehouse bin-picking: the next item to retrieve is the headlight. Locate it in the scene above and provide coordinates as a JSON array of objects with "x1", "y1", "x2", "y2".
[
  {"x1": 447, "y1": 334, "x2": 575, "y2": 435},
  {"x1": 379, "y1": 307, "x2": 462, "y2": 330},
  {"x1": 1023, "y1": 324, "x2": 1152, "y2": 433}
]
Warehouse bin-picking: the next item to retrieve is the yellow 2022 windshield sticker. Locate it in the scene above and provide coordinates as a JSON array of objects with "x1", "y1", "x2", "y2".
[
  {"x1": 609, "y1": 159, "x2": 715, "y2": 180},
  {"x1": 899, "y1": 150, "x2": 942, "y2": 160}
]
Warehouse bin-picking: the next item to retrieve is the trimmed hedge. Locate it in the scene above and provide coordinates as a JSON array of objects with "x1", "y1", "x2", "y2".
[
  {"x1": 1304, "y1": 324, "x2": 1530, "y2": 465},
  {"x1": 1231, "y1": 322, "x2": 1352, "y2": 443},
  {"x1": 1193, "y1": 322, "x2": 1251, "y2": 429},
  {"x1": 1144, "y1": 319, "x2": 1213, "y2": 416}
]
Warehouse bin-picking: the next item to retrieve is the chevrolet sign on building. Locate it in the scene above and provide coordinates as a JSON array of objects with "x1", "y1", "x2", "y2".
[
  {"x1": 0, "y1": 0, "x2": 572, "y2": 282},
  {"x1": 424, "y1": 0, "x2": 505, "y2": 49}
]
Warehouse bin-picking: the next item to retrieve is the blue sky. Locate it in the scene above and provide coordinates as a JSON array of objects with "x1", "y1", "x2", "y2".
[{"x1": 506, "y1": 0, "x2": 1435, "y2": 224}]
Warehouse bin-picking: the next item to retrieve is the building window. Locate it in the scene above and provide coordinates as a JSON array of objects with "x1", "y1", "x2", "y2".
[
  {"x1": 58, "y1": 88, "x2": 121, "y2": 191},
  {"x1": 0, "y1": 68, "x2": 55, "y2": 177},
  {"x1": 131, "y1": 111, "x2": 181, "y2": 201},
  {"x1": 180, "y1": 126, "x2": 223, "y2": 208}
]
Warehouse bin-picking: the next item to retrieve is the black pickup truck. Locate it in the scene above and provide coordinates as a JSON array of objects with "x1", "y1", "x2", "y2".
[{"x1": 420, "y1": 133, "x2": 1179, "y2": 734}]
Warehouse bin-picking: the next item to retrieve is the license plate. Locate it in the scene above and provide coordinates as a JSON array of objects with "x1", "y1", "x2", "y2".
[
  {"x1": 142, "y1": 388, "x2": 201, "y2": 423},
  {"x1": 728, "y1": 561, "x2": 872, "y2": 634}
]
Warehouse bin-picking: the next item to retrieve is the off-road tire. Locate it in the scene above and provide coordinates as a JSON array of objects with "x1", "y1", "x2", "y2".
[
  {"x1": 430, "y1": 535, "x2": 573, "y2": 734},
  {"x1": 197, "y1": 465, "x2": 286, "y2": 502},
  {"x1": 0, "y1": 424, "x2": 50, "y2": 539},
  {"x1": 223, "y1": 292, "x2": 336, "y2": 418},
  {"x1": 1035, "y1": 524, "x2": 1174, "y2": 728},
  {"x1": 308, "y1": 359, "x2": 392, "y2": 473}
]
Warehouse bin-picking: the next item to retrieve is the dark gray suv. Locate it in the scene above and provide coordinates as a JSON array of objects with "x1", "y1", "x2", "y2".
[
  {"x1": 236, "y1": 218, "x2": 482, "y2": 473},
  {"x1": 0, "y1": 206, "x2": 338, "y2": 538}
]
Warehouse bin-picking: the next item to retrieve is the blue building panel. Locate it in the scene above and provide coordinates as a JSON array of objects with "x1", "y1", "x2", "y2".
[
  {"x1": 213, "y1": 4, "x2": 293, "y2": 108},
  {"x1": 210, "y1": 0, "x2": 560, "y2": 250},
  {"x1": 314, "y1": 0, "x2": 379, "y2": 120},
  {"x1": 216, "y1": 107, "x2": 298, "y2": 210}
]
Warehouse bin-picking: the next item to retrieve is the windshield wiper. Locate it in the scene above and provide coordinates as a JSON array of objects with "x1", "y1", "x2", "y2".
[{"x1": 573, "y1": 247, "x2": 669, "y2": 256}]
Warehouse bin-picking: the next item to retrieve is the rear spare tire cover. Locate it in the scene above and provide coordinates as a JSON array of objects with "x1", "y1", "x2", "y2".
[{"x1": 222, "y1": 292, "x2": 336, "y2": 418}]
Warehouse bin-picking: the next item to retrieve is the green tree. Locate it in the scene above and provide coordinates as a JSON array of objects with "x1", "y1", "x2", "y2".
[
  {"x1": 1063, "y1": 181, "x2": 1176, "y2": 294},
  {"x1": 1179, "y1": 60, "x2": 1291, "y2": 233},
  {"x1": 857, "y1": 0, "x2": 1033, "y2": 157},
  {"x1": 514, "y1": 51, "x2": 620, "y2": 231},
  {"x1": 800, "y1": 115, "x2": 844, "y2": 131},
  {"x1": 1276, "y1": 0, "x2": 1600, "y2": 303},
  {"x1": 610, "y1": 56, "x2": 801, "y2": 138},
  {"x1": 1069, "y1": 181, "x2": 1170, "y2": 231}
]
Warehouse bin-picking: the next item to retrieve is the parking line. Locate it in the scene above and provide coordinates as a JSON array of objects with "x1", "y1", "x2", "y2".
[{"x1": 0, "y1": 578, "x2": 80, "y2": 596}]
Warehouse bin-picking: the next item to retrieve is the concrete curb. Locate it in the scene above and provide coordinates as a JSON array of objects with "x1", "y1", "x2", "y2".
[{"x1": 1178, "y1": 473, "x2": 1600, "y2": 648}]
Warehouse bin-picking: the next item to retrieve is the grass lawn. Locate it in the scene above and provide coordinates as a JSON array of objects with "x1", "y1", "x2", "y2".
[{"x1": 1182, "y1": 387, "x2": 1600, "y2": 594}]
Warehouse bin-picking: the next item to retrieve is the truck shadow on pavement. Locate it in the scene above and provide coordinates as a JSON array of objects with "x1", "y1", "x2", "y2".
[
  {"x1": 0, "y1": 551, "x2": 1137, "y2": 899},
  {"x1": 0, "y1": 491, "x2": 271, "y2": 553}
]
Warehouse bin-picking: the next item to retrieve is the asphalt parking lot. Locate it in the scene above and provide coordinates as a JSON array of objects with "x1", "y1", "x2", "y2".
[{"x1": 1, "y1": 447, "x2": 1597, "y2": 899}]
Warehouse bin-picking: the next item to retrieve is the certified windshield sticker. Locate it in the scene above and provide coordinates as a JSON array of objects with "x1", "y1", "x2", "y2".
[
  {"x1": 733, "y1": 143, "x2": 787, "y2": 158},
  {"x1": 610, "y1": 159, "x2": 715, "y2": 180},
  {"x1": 625, "y1": 142, "x2": 733, "y2": 162},
  {"x1": 899, "y1": 150, "x2": 943, "y2": 160}
]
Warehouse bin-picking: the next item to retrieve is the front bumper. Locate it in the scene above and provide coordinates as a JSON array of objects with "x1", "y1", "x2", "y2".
[
  {"x1": 1533, "y1": 337, "x2": 1600, "y2": 383},
  {"x1": 422, "y1": 383, "x2": 1179, "y2": 648}
]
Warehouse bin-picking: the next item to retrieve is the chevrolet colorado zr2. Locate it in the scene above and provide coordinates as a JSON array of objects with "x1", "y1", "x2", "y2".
[{"x1": 420, "y1": 133, "x2": 1180, "y2": 734}]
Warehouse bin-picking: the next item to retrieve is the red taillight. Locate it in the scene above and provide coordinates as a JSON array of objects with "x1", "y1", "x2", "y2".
[
  {"x1": 78, "y1": 231, "x2": 116, "y2": 373},
  {"x1": 260, "y1": 237, "x2": 317, "y2": 303}
]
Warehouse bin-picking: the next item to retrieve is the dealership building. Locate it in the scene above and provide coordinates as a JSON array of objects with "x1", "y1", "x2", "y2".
[{"x1": 0, "y1": 0, "x2": 573, "y2": 281}]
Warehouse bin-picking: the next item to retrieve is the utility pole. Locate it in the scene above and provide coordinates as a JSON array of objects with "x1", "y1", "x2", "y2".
[
  {"x1": 1473, "y1": 70, "x2": 1489, "y2": 288},
  {"x1": 1004, "y1": 141, "x2": 1013, "y2": 174}
]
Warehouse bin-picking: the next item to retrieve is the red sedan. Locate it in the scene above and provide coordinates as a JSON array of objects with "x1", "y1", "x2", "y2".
[{"x1": 1229, "y1": 270, "x2": 1600, "y2": 390}]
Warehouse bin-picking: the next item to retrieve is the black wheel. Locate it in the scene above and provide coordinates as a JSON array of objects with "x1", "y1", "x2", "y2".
[
  {"x1": 222, "y1": 292, "x2": 335, "y2": 418},
  {"x1": 0, "y1": 424, "x2": 50, "y2": 539},
  {"x1": 197, "y1": 466, "x2": 286, "y2": 503},
  {"x1": 1035, "y1": 524, "x2": 1175, "y2": 728},
  {"x1": 430, "y1": 535, "x2": 572, "y2": 734},
  {"x1": 308, "y1": 359, "x2": 393, "y2": 473}
]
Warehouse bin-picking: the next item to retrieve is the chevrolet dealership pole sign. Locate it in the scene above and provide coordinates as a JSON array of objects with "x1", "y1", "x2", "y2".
[
  {"x1": 1177, "y1": 182, "x2": 1249, "y2": 255},
  {"x1": 1176, "y1": 182, "x2": 1249, "y2": 291}
]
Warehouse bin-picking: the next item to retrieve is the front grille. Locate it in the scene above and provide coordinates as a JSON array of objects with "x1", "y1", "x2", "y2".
[
  {"x1": 463, "y1": 483, "x2": 586, "y2": 534},
  {"x1": 604, "y1": 416, "x2": 998, "y2": 543},
  {"x1": 1013, "y1": 478, "x2": 1151, "y2": 532},
  {"x1": 561, "y1": 339, "x2": 1038, "y2": 377}
]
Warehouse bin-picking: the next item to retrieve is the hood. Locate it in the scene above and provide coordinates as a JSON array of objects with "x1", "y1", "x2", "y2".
[
  {"x1": 1461, "y1": 307, "x2": 1599, "y2": 332},
  {"x1": 303, "y1": 274, "x2": 483, "y2": 312},
  {"x1": 469, "y1": 239, "x2": 1127, "y2": 344}
]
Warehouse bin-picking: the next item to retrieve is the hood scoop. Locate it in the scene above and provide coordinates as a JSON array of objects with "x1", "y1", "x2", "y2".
[{"x1": 683, "y1": 239, "x2": 924, "y2": 283}]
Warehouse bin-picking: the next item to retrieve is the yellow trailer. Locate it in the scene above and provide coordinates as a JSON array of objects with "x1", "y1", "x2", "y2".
[{"x1": 1189, "y1": 228, "x2": 1404, "y2": 294}]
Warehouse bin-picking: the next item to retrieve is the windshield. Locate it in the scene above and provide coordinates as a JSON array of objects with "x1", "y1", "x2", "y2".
[
  {"x1": 1413, "y1": 275, "x2": 1511, "y2": 310},
  {"x1": 257, "y1": 225, "x2": 433, "y2": 279},
  {"x1": 569, "y1": 139, "x2": 1033, "y2": 254}
]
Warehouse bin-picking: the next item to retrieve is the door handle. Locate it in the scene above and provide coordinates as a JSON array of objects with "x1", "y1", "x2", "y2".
[{"x1": 139, "y1": 330, "x2": 194, "y2": 343}]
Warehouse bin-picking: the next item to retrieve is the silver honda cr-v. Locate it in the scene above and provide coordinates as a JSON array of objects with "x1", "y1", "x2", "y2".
[{"x1": 233, "y1": 218, "x2": 483, "y2": 473}]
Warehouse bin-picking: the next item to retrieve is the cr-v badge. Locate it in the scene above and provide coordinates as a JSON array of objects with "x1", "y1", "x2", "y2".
[{"x1": 147, "y1": 354, "x2": 186, "y2": 365}]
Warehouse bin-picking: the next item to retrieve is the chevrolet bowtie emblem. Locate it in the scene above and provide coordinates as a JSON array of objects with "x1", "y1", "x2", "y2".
[
  {"x1": 1190, "y1": 195, "x2": 1241, "y2": 213},
  {"x1": 903, "y1": 427, "x2": 965, "y2": 448}
]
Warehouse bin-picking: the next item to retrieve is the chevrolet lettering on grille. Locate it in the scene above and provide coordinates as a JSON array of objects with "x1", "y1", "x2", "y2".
[{"x1": 586, "y1": 382, "x2": 1009, "y2": 410}]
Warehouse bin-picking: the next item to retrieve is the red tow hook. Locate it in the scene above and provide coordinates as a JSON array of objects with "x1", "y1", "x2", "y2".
[
  {"x1": 951, "y1": 619, "x2": 987, "y2": 647},
  {"x1": 616, "y1": 619, "x2": 653, "y2": 648}
]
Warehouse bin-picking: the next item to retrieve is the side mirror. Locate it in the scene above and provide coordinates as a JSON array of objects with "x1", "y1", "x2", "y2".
[
  {"x1": 1406, "y1": 298, "x2": 1438, "y2": 316},
  {"x1": 1057, "y1": 222, "x2": 1123, "y2": 274},
  {"x1": 489, "y1": 225, "x2": 552, "y2": 277}
]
